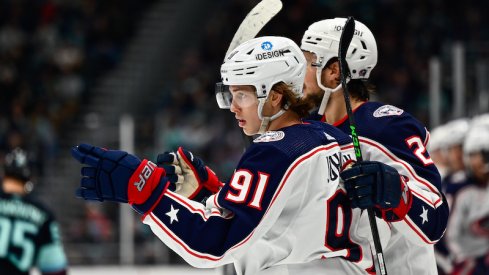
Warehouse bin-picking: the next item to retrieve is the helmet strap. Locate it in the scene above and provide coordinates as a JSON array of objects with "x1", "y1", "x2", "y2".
[
  {"x1": 257, "y1": 97, "x2": 287, "y2": 134},
  {"x1": 315, "y1": 63, "x2": 348, "y2": 115}
]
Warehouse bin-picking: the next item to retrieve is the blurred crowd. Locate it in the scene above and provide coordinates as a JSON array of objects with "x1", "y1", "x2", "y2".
[{"x1": 0, "y1": 0, "x2": 153, "y2": 177}]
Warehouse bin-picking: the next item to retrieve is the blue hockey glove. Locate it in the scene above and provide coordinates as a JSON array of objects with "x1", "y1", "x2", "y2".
[
  {"x1": 340, "y1": 161, "x2": 412, "y2": 222},
  {"x1": 157, "y1": 147, "x2": 223, "y2": 203},
  {"x1": 72, "y1": 144, "x2": 171, "y2": 213}
]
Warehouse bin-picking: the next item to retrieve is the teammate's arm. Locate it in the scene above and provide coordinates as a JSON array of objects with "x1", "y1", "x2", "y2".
[{"x1": 360, "y1": 125, "x2": 449, "y2": 245}]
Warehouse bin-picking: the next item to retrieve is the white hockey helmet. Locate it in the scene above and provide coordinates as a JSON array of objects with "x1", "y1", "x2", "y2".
[
  {"x1": 443, "y1": 118, "x2": 470, "y2": 148},
  {"x1": 217, "y1": 36, "x2": 306, "y2": 106},
  {"x1": 470, "y1": 113, "x2": 489, "y2": 128},
  {"x1": 300, "y1": 18, "x2": 377, "y2": 114},
  {"x1": 427, "y1": 124, "x2": 449, "y2": 152},
  {"x1": 216, "y1": 36, "x2": 306, "y2": 133},
  {"x1": 301, "y1": 17, "x2": 378, "y2": 79},
  {"x1": 464, "y1": 126, "x2": 489, "y2": 155}
]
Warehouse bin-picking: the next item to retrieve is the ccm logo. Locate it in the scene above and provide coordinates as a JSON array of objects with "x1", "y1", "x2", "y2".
[{"x1": 134, "y1": 161, "x2": 157, "y2": 191}]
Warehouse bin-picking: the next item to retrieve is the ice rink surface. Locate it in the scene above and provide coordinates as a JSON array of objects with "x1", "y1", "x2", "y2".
[{"x1": 32, "y1": 265, "x2": 219, "y2": 275}]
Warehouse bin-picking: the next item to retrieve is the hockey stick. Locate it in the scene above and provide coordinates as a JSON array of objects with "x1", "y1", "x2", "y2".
[
  {"x1": 224, "y1": 0, "x2": 283, "y2": 60},
  {"x1": 338, "y1": 17, "x2": 388, "y2": 275},
  {"x1": 223, "y1": 0, "x2": 283, "y2": 148}
]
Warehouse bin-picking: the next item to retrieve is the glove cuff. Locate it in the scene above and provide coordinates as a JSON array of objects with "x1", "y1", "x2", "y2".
[
  {"x1": 128, "y1": 159, "x2": 165, "y2": 204},
  {"x1": 203, "y1": 167, "x2": 224, "y2": 193},
  {"x1": 132, "y1": 179, "x2": 170, "y2": 215},
  {"x1": 380, "y1": 176, "x2": 412, "y2": 222}
]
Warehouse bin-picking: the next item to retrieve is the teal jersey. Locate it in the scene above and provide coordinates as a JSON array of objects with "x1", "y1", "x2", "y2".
[{"x1": 0, "y1": 191, "x2": 67, "y2": 275}]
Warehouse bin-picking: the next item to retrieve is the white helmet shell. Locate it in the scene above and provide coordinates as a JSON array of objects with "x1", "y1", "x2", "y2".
[
  {"x1": 443, "y1": 118, "x2": 470, "y2": 148},
  {"x1": 464, "y1": 125, "x2": 489, "y2": 155},
  {"x1": 470, "y1": 113, "x2": 489, "y2": 128},
  {"x1": 220, "y1": 36, "x2": 306, "y2": 101},
  {"x1": 427, "y1": 124, "x2": 449, "y2": 152},
  {"x1": 301, "y1": 17, "x2": 378, "y2": 79}
]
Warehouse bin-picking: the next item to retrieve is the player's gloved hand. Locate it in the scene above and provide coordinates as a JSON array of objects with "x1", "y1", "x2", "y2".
[
  {"x1": 157, "y1": 147, "x2": 223, "y2": 203},
  {"x1": 340, "y1": 161, "x2": 412, "y2": 222},
  {"x1": 72, "y1": 144, "x2": 171, "y2": 214}
]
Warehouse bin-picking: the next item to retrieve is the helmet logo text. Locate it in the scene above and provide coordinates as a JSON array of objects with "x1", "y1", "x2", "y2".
[
  {"x1": 255, "y1": 49, "x2": 285, "y2": 60},
  {"x1": 334, "y1": 25, "x2": 363, "y2": 37}
]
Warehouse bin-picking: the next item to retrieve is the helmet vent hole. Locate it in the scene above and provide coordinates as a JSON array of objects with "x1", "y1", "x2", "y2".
[
  {"x1": 294, "y1": 56, "x2": 299, "y2": 63},
  {"x1": 352, "y1": 70, "x2": 357, "y2": 74},
  {"x1": 352, "y1": 48, "x2": 357, "y2": 55},
  {"x1": 360, "y1": 56, "x2": 366, "y2": 60},
  {"x1": 246, "y1": 72, "x2": 255, "y2": 75},
  {"x1": 315, "y1": 38, "x2": 322, "y2": 41},
  {"x1": 361, "y1": 40, "x2": 367, "y2": 50},
  {"x1": 247, "y1": 49, "x2": 254, "y2": 55}
]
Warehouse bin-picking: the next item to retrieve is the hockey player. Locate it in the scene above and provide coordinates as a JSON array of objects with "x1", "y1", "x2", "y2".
[
  {"x1": 0, "y1": 148, "x2": 68, "y2": 275},
  {"x1": 300, "y1": 18, "x2": 449, "y2": 274},
  {"x1": 71, "y1": 36, "x2": 386, "y2": 274},
  {"x1": 431, "y1": 119, "x2": 471, "y2": 274},
  {"x1": 441, "y1": 118, "x2": 472, "y2": 208},
  {"x1": 446, "y1": 118, "x2": 489, "y2": 274}
]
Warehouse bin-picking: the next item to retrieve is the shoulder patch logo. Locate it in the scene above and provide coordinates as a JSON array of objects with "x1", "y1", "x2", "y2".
[
  {"x1": 373, "y1": 105, "x2": 404, "y2": 118},
  {"x1": 253, "y1": 131, "x2": 285, "y2": 143}
]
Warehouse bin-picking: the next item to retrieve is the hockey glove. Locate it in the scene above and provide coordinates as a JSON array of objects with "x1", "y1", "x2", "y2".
[
  {"x1": 340, "y1": 161, "x2": 412, "y2": 222},
  {"x1": 72, "y1": 144, "x2": 171, "y2": 214},
  {"x1": 157, "y1": 147, "x2": 223, "y2": 203}
]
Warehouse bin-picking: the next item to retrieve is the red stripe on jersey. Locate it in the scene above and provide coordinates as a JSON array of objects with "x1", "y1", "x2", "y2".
[
  {"x1": 359, "y1": 137, "x2": 441, "y2": 202},
  {"x1": 403, "y1": 216, "x2": 437, "y2": 244}
]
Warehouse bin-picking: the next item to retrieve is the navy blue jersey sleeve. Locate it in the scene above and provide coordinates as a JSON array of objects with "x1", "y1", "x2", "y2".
[
  {"x1": 337, "y1": 102, "x2": 449, "y2": 245},
  {"x1": 141, "y1": 143, "x2": 294, "y2": 267}
]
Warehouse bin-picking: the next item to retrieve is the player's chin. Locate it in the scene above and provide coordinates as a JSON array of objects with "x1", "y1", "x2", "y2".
[{"x1": 242, "y1": 127, "x2": 257, "y2": 136}]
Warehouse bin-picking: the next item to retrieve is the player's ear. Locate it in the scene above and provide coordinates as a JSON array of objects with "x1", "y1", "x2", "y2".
[
  {"x1": 329, "y1": 61, "x2": 340, "y2": 78},
  {"x1": 269, "y1": 90, "x2": 283, "y2": 108},
  {"x1": 323, "y1": 61, "x2": 341, "y2": 85}
]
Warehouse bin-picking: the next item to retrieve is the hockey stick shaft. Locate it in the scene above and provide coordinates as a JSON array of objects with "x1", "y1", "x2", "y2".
[
  {"x1": 338, "y1": 17, "x2": 388, "y2": 275},
  {"x1": 225, "y1": 0, "x2": 283, "y2": 60}
]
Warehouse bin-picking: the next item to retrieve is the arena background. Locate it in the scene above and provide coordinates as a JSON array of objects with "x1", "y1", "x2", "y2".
[{"x1": 1, "y1": 0, "x2": 488, "y2": 273}]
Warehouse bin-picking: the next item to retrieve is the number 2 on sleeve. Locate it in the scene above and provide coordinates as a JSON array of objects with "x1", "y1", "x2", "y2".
[{"x1": 405, "y1": 136, "x2": 434, "y2": 166}]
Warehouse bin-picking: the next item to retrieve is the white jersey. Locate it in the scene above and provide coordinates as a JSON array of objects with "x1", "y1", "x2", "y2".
[
  {"x1": 141, "y1": 121, "x2": 386, "y2": 274},
  {"x1": 446, "y1": 184, "x2": 489, "y2": 261}
]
